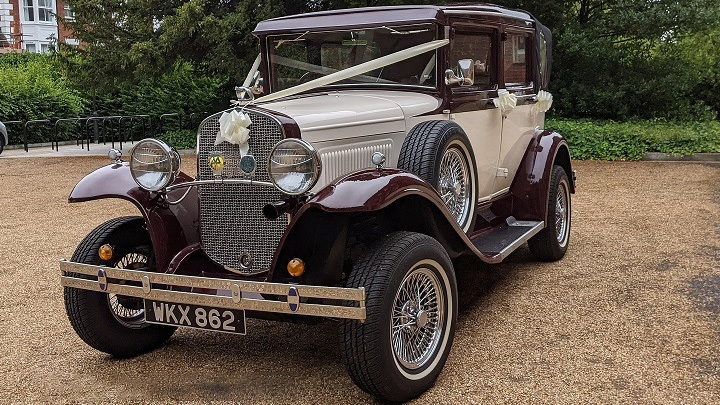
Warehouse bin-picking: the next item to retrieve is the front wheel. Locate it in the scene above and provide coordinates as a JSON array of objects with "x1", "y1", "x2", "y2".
[
  {"x1": 342, "y1": 232, "x2": 457, "y2": 402},
  {"x1": 64, "y1": 217, "x2": 176, "y2": 358}
]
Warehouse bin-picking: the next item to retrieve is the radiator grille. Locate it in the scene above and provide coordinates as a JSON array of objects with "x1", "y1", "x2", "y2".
[{"x1": 197, "y1": 109, "x2": 287, "y2": 275}]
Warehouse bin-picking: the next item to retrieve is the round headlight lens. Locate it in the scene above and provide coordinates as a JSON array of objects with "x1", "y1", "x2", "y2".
[
  {"x1": 268, "y1": 139, "x2": 321, "y2": 195},
  {"x1": 129, "y1": 139, "x2": 180, "y2": 191}
]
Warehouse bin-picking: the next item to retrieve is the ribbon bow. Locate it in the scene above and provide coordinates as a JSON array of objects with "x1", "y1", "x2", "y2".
[
  {"x1": 215, "y1": 109, "x2": 252, "y2": 155},
  {"x1": 495, "y1": 89, "x2": 517, "y2": 117},
  {"x1": 534, "y1": 90, "x2": 554, "y2": 114}
]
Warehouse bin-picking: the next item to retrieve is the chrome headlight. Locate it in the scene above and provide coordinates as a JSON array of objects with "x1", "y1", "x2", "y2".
[
  {"x1": 268, "y1": 139, "x2": 321, "y2": 195},
  {"x1": 129, "y1": 139, "x2": 180, "y2": 191}
]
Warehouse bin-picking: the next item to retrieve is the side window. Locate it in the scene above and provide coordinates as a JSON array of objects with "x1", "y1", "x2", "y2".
[
  {"x1": 450, "y1": 31, "x2": 495, "y2": 90},
  {"x1": 504, "y1": 33, "x2": 532, "y2": 88}
]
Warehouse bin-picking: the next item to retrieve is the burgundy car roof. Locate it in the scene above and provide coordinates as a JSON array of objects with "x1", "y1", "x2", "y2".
[{"x1": 253, "y1": 4, "x2": 535, "y2": 35}]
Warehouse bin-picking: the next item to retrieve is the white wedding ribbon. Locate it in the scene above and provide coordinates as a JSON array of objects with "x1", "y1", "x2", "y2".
[
  {"x1": 224, "y1": 39, "x2": 449, "y2": 152},
  {"x1": 534, "y1": 90, "x2": 553, "y2": 114},
  {"x1": 216, "y1": 109, "x2": 252, "y2": 155},
  {"x1": 253, "y1": 39, "x2": 449, "y2": 104},
  {"x1": 495, "y1": 89, "x2": 517, "y2": 117}
]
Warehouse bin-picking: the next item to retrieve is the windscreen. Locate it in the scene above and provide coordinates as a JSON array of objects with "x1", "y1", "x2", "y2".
[{"x1": 268, "y1": 24, "x2": 438, "y2": 91}]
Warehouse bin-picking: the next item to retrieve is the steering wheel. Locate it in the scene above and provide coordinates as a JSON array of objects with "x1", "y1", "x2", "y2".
[{"x1": 298, "y1": 71, "x2": 323, "y2": 84}]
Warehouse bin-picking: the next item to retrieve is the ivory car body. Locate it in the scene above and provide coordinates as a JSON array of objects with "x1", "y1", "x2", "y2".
[{"x1": 60, "y1": 4, "x2": 575, "y2": 402}]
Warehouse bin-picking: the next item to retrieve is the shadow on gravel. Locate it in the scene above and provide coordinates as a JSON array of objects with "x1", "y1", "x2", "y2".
[
  {"x1": 689, "y1": 274, "x2": 720, "y2": 314},
  {"x1": 76, "y1": 249, "x2": 530, "y2": 401}
]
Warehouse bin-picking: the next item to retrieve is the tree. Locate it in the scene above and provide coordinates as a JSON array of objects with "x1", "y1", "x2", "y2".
[{"x1": 59, "y1": 0, "x2": 720, "y2": 119}]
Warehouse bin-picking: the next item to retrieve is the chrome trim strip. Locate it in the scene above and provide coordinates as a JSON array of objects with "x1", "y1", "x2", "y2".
[
  {"x1": 166, "y1": 178, "x2": 275, "y2": 192},
  {"x1": 59, "y1": 260, "x2": 366, "y2": 320}
]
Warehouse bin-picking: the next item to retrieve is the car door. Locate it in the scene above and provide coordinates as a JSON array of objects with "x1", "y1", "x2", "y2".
[
  {"x1": 447, "y1": 22, "x2": 503, "y2": 200},
  {"x1": 493, "y1": 27, "x2": 541, "y2": 193}
]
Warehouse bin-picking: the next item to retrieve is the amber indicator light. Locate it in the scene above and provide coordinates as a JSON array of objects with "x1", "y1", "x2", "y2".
[
  {"x1": 98, "y1": 244, "x2": 114, "y2": 261},
  {"x1": 287, "y1": 258, "x2": 305, "y2": 277}
]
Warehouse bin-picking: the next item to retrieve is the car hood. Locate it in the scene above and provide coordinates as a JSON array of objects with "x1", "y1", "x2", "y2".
[{"x1": 260, "y1": 90, "x2": 440, "y2": 142}]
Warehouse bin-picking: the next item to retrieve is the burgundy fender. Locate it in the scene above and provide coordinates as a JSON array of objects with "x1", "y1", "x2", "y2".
[
  {"x1": 69, "y1": 163, "x2": 200, "y2": 272},
  {"x1": 510, "y1": 130, "x2": 575, "y2": 222},
  {"x1": 268, "y1": 168, "x2": 492, "y2": 284}
]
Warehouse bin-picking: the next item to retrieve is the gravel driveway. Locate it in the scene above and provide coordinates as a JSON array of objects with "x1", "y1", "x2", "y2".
[{"x1": 0, "y1": 157, "x2": 718, "y2": 403}]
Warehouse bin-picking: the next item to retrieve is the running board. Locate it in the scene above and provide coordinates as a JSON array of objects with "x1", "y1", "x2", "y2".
[{"x1": 471, "y1": 217, "x2": 544, "y2": 264}]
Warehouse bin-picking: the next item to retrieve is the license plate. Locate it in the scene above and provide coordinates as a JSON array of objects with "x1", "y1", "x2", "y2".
[{"x1": 144, "y1": 300, "x2": 246, "y2": 335}]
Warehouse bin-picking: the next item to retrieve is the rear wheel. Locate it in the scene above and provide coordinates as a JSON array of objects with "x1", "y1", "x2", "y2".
[
  {"x1": 64, "y1": 216, "x2": 176, "y2": 358},
  {"x1": 0, "y1": 136, "x2": 5, "y2": 155},
  {"x1": 528, "y1": 165, "x2": 572, "y2": 261},
  {"x1": 342, "y1": 232, "x2": 457, "y2": 402}
]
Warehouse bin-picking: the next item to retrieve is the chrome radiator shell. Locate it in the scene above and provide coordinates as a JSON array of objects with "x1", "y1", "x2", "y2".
[{"x1": 196, "y1": 109, "x2": 288, "y2": 275}]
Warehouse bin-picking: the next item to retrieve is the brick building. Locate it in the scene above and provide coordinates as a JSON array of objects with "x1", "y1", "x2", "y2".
[{"x1": 0, "y1": 0, "x2": 78, "y2": 54}]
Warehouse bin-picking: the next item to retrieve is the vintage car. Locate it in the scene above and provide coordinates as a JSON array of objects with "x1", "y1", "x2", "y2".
[{"x1": 60, "y1": 4, "x2": 575, "y2": 402}]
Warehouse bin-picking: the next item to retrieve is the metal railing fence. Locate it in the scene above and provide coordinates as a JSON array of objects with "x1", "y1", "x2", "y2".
[{"x1": 2, "y1": 111, "x2": 207, "y2": 152}]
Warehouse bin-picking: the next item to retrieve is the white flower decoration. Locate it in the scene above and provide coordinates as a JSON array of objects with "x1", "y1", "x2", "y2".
[{"x1": 215, "y1": 109, "x2": 252, "y2": 155}]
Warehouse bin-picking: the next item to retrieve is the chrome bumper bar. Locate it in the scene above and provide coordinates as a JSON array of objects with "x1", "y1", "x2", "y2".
[{"x1": 59, "y1": 260, "x2": 366, "y2": 321}]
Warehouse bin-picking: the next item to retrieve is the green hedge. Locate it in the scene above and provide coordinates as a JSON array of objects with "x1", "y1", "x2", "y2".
[
  {"x1": 156, "y1": 129, "x2": 197, "y2": 150},
  {"x1": 546, "y1": 117, "x2": 720, "y2": 160},
  {"x1": 89, "y1": 62, "x2": 226, "y2": 118},
  {"x1": 0, "y1": 56, "x2": 225, "y2": 145},
  {"x1": 0, "y1": 54, "x2": 86, "y2": 144}
]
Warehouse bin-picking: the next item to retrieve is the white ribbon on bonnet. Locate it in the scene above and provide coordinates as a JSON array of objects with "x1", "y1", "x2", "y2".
[{"x1": 216, "y1": 109, "x2": 252, "y2": 155}]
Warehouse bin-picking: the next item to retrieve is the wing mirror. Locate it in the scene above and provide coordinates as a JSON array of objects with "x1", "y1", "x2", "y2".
[
  {"x1": 250, "y1": 71, "x2": 264, "y2": 95},
  {"x1": 234, "y1": 86, "x2": 255, "y2": 102},
  {"x1": 235, "y1": 71, "x2": 265, "y2": 102},
  {"x1": 445, "y1": 59, "x2": 474, "y2": 87}
]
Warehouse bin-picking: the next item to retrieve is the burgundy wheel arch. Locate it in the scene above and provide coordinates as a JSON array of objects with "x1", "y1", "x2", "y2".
[
  {"x1": 68, "y1": 163, "x2": 201, "y2": 272},
  {"x1": 510, "y1": 130, "x2": 575, "y2": 222},
  {"x1": 267, "y1": 169, "x2": 489, "y2": 284}
]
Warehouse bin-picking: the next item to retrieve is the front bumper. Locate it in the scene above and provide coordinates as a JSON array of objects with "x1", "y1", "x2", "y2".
[{"x1": 59, "y1": 260, "x2": 366, "y2": 321}]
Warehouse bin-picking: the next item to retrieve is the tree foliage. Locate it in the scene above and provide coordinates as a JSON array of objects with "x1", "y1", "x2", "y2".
[{"x1": 59, "y1": 0, "x2": 720, "y2": 120}]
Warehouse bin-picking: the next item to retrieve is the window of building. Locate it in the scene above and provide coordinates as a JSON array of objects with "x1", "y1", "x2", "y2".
[
  {"x1": 40, "y1": 43, "x2": 51, "y2": 53},
  {"x1": 64, "y1": 4, "x2": 75, "y2": 20},
  {"x1": 25, "y1": 43, "x2": 37, "y2": 52},
  {"x1": 504, "y1": 33, "x2": 531, "y2": 87},
  {"x1": 22, "y1": 0, "x2": 35, "y2": 22},
  {"x1": 37, "y1": 0, "x2": 55, "y2": 22},
  {"x1": 449, "y1": 31, "x2": 496, "y2": 90}
]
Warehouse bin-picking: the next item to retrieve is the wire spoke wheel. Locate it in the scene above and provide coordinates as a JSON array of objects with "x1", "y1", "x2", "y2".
[
  {"x1": 438, "y1": 146, "x2": 471, "y2": 227},
  {"x1": 390, "y1": 267, "x2": 445, "y2": 370},
  {"x1": 107, "y1": 252, "x2": 147, "y2": 328},
  {"x1": 555, "y1": 181, "x2": 570, "y2": 245}
]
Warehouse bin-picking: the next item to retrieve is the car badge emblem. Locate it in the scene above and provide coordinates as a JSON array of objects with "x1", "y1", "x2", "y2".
[
  {"x1": 239, "y1": 154, "x2": 257, "y2": 177},
  {"x1": 208, "y1": 152, "x2": 225, "y2": 177}
]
